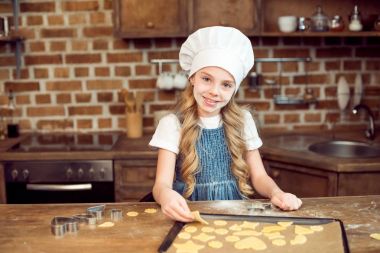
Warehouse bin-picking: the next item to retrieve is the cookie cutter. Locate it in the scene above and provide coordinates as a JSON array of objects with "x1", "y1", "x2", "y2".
[
  {"x1": 87, "y1": 204, "x2": 106, "y2": 220},
  {"x1": 73, "y1": 213, "x2": 97, "y2": 225},
  {"x1": 110, "y1": 209, "x2": 123, "y2": 221},
  {"x1": 51, "y1": 216, "x2": 79, "y2": 237}
]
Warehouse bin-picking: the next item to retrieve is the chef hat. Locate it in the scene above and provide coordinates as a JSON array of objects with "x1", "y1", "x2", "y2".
[{"x1": 179, "y1": 26, "x2": 254, "y2": 92}]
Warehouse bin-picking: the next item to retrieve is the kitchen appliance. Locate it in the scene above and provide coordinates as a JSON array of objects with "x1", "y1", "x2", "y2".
[{"x1": 4, "y1": 132, "x2": 120, "y2": 204}]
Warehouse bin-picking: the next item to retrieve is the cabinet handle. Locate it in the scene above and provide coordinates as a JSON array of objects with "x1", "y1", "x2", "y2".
[
  {"x1": 146, "y1": 22, "x2": 155, "y2": 28},
  {"x1": 271, "y1": 170, "x2": 280, "y2": 178}
]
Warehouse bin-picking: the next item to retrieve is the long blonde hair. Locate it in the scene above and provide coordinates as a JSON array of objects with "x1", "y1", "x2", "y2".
[{"x1": 176, "y1": 83, "x2": 254, "y2": 199}]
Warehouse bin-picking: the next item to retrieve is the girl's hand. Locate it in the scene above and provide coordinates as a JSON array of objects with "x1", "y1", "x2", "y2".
[
  {"x1": 270, "y1": 190, "x2": 302, "y2": 211},
  {"x1": 159, "y1": 189, "x2": 194, "y2": 222}
]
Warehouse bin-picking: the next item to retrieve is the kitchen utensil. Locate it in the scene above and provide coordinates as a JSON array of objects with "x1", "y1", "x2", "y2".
[
  {"x1": 126, "y1": 111, "x2": 143, "y2": 138},
  {"x1": 74, "y1": 213, "x2": 97, "y2": 225},
  {"x1": 330, "y1": 15, "x2": 345, "y2": 32},
  {"x1": 311, "y1": 5, "x2": 329, "y2": 32},
  {"x1": 297, "y1": 17, "x2": 310, "y2": 31},
  {"x1": 278, "y1": 16, "x2": 297, "y2": 33},
  {"x1": 173, "y1": 72, "x2": 188, "y2": 89},
  {"x1": 353, "y1": 74, "x2": 363, "y2": 106},
  {"x1": 87, "y1": 204, "x2": 106, "y2": 220},
  {"x1": 156, "y1": 72, "x2": 174, "y2": 90},
  {"x1": 110, "y1": 209, "x2": 123, "y2": 221},
  {"x1": 337, "y1": 76, "x2": 350, "y2": 110},
  {"x1": 135, "y1": 91, "x2": 144, "y2": 113},
  {"x1": 51, "y1": 216, "x2": 79, "y2": 237}
]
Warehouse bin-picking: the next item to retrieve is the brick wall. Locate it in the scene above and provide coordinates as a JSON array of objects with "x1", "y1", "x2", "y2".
[{"x1": 0, "y1": 0, "x2": 379, "y2": 133}]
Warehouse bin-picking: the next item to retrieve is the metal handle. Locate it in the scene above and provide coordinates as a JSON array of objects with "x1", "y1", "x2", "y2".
[{"x1": 26, "y1": 183, "x2": 92, "y2": 191}]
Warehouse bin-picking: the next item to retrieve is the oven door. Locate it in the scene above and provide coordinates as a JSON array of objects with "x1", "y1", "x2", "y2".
[{"x1": 6, "y1": 182, "x2": 115, "y2": 204}]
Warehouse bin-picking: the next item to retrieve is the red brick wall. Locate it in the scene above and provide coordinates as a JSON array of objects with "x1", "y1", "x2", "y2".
[{"x1": 0, "y1": 0, "x2": 379, "y2": 133}]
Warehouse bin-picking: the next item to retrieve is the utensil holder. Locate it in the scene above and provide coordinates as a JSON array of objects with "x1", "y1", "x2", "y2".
[{"x1": 126, "y1": 112, "x2": 143, "y2": 138}]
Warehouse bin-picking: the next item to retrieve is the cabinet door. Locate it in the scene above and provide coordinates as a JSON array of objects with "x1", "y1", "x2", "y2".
[
  {"x1": 263, "y1": 159, "x2": 338, "y2": 197},
  {"x1": 113, "y1": 0, "x2": 188, "y2": 38},
  {"x1": 191, "y1": 0, "x2": 258, "y2": 35},
  {"x1": 338, "y1": 173, "x2": 380, "y2": 196},
  {"x1": 114, "y1": 160, "x2": 156, "y2": 201}
]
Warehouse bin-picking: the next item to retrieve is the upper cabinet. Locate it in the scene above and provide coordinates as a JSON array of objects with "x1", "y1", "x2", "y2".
[
  {"x1": 113, "y1": 0, "x2": 189, "y2": 38},
  {"x1": 191, "y1": 0, "x2": 258, "y2": 35},
  {"x1": 113, "y1": 0, "x2": 380, "y2": 38}
]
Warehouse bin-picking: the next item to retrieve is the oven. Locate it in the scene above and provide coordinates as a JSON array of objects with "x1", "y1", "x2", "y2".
[
  {"x1": 3, "y1": 132, "x2": 119, "y2": 204},
  {"x1": 4, "y1": 160, "x2": 114, "y2": 204}
]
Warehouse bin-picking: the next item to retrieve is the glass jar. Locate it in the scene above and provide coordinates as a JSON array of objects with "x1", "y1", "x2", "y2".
[
  {"x1": 374, "y1": 15, "x2": 380, "y2": 31},
  {"x1": 311, "y1": 5, "x2": 329, "y2": 32},
  {"x1": 330, "y1": 15, "x2": 345, "y2": 32},
  {"x1": 348, "y1": 5, "x2": 362, "y2": 31}
]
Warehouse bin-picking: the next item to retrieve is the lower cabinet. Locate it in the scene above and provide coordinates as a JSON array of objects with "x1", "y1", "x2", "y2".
[
  {"x1": 263, "y1": 159, "x2": 380, "y2": 197},
  {"x1": 114, "y1": 159, "x2": 156, "y2": 202}
]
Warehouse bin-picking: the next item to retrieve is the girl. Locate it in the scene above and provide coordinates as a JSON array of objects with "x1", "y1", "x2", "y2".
[{"x1": 149, "y1": 26, "x2": 302, "y2": 222}]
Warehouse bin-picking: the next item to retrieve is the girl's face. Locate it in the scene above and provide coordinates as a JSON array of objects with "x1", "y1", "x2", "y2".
[{"x1": 190, "y1": 66, "x2": 236, "y2": 117}]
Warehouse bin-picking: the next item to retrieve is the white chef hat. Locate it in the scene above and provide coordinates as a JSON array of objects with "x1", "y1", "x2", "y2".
[{"x1": 179, "y1": 26, "x2": 254, "y2": 92}]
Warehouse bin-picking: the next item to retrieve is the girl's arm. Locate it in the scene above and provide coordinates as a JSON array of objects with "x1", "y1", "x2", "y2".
[
  {"x1": 245, "y1": 149, "x2": 302, "y2": 210},
  {"x1": 152, "y1": 148, "x2": 194, "y2": 222}
]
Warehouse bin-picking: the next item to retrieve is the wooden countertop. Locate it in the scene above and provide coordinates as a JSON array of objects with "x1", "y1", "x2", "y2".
[{"x1": 0, "y1": 195, "x2": 379, "y2": 253}]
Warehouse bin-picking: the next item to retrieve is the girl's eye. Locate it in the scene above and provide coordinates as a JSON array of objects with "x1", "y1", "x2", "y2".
[
  {"x1": 223, "y1": 82, "x2": 233, "y2": 88},
  {"x1": 202, "y1": 76, "x2": 210, "y2": 82}
]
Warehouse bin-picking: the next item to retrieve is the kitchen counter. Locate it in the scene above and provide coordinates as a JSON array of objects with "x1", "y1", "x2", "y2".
[{"x1": 0, "y1": 195, "x2": 379, "y2": 253}]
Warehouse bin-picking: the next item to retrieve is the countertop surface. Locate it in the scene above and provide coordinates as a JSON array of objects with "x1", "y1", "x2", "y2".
[
  {"x1": 0, "y1": 130, "x2": 379, "y2": 173},
  {"x1": 0, "y1": 195, "x2": 379, "y2": 253}
]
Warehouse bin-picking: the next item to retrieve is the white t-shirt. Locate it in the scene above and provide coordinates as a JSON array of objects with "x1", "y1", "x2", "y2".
[{"x1": 149, "y1": 110, "x2": 263, "y2": 154}]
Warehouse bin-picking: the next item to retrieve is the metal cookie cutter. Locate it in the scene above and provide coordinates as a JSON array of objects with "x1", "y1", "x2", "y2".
[
  {"x1": 74, "y1": 213, "x2": 97, "y2": 225},
  {"x1": 87, "y1": 204, "x2": 106, "y2": 220},
  {"x1": 51, "y1": 216, "x2": 79, "y2": 237},
  {"x1": 110, "y1": 209, "x2": 123, "y2": 221}
]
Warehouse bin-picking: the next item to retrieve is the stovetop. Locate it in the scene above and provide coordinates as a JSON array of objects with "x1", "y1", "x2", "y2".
[{"x1": 8, "y1": 132, "x2": 121, "y2": 152}]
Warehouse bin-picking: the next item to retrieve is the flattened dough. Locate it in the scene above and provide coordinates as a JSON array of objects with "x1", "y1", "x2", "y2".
[
  {"x1": 208, "y1": 240, "x2": 223, "y2": 248},
  {"x1": 214, "y1": 228, "x2": 229, "y2": 235},
  {"x1": 240, "y1": 221, "x2": 259, "y2": 230},
  {"x1": 310, "y1": 225, "x2": 324, "y2": 232},
  {"x1": 225, "y1": 235, "x2": 240, "y2": 242},
  {"x1": 184, "y1": 225, "x2": 197, "y2": 233},
  {"x1": 261, "y1": 225, "x2": 286, "y2": 233},
  {"x1": 126, "y1": 211, "x2": 139, "y2": 217},
  {"x1": 290, "y1": 234, "x2": 307, "y2": 245},
  {"x1": 193, "y1": 232, "x2": 216, "y2": 242},
  {"x1": 201, "y1": 227, "x2": 215, "y2": 233},
  {"x1": 295, "y1": 225, "x2": 314, "y2": 235},
  {"x1": 272, "y1": 239, "x2": 287, "y2": 246},
  {"x1": 277, "y1": 221, "x2": 293, "y2": 227},
  {"x1": 191, "y1": 211, "x2": 209, "y2": 225},
  {"x1": 178, "y1": 232, "x2": 192, "y2": 240},
  {"x1": 144, "y1": 208, "x2": 157, "y2": 214},
  {"x1": 234, "y1": 236, "x2": 267, "y2": 250},
  {"x1": 233, "y1": 230, "x2": 262, "y2": 236},
  {"x1": 173, "y1": 240, "x2": 204, "y2": 253}
]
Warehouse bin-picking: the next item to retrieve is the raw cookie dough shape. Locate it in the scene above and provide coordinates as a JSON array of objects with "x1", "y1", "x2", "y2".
[
  {"x1": 310, "y1": 225, "x2": 324, "y2": 232},
  {"x1": 295, "y1": 225, "x2": 314, "y2": 235},
  {"x1": 370, "y1": 233, "x2": 380, "y2": 240},
  {"x1": 240, "y1": 221, "x2": 259, "y2": 230},
  {"x1": 261, "y1": 225, "x2": 286, "y2": 233},
  {"x1": 214, "y1": 228, "x2": 229, "y2": 235},
  {"x1": 277, "y1": 221, "x2": 293, "y2": 227},
  {"x1": 173, "y1": 240, "x2": 205, "y2": 253},
  {"x1": 290, "y1": 234, "x2": 307, "y2": 245},
  {"x1": 126, "y1": 211, "x2": 139, "y2": 217},
  {"x1": 233, "y1": 230, "x2": 262, "y2": 236},
  {"x1": 184, "y1": 225, "x2": 198, "y2": 233},
  {"x1": 272, "y1": 239, "x2": 287, "y2": 246},
  {"x1": 234, "y1": 236, "x2": 267, "y2": 250},
  {"x1": 208, "y1": 240, "x2": 223, "y2": 249},
  {"x1": 264, "y1": 232, "x2": 285, "y2": 240},
  {"x1": 229, "y1": 224, "x2": 242, "y2": 231},
  {"x1": 213, "y1": 220, "x2": 227, "y2": 226},
  {"x1": 201, "y1": 227, "x2": 215, "y2": 233},
  {"x1": 193, "y1": 232, "x2": 216, "y2": 242},
  {"x1": 191, "y1": 211, "x2": 209, "y2": 225},
  {"x1": 178, "y1": 232, "x2": 192, "y2": 240},
  {"x1": 144, "y1": 208, "x2": 157, "y2": 214}
]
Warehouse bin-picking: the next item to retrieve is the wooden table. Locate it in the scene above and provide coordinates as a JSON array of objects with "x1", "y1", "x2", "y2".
[{"x1": 0, "y1": 195, "x2": 379, "y2": 253}]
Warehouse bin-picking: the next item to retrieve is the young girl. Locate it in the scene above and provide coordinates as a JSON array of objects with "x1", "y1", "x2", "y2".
[{"x1": 149, "y1": 26, "x2": 302, "y2": 222}]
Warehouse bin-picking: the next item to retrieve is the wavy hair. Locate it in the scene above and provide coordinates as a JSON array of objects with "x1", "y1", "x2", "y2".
[{"x1": 176, "y1": 83, "x2": 254, "y2": 199}]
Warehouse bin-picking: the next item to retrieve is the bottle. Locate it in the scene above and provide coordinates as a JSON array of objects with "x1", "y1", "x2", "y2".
[
  {"x1": 374, "y1": 15, "x2": 380, "y2": 31},
  {"x1": 348, "y1": 5, "x2": 363, "y2": 31},
  {"x1": 311, "y1": 5, "x2": 329, "y2": 32},
  {"x1": 330, "y1": 15, "x2": 345, "y2": 32},
  {"x1": 6, "y1": 90, "x2": 19, "y2": 138}
]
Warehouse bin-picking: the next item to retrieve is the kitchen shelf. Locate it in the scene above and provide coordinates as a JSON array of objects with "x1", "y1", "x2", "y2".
[{"x1": 260, "y1": 31, "x2": 380, "y2": 37}]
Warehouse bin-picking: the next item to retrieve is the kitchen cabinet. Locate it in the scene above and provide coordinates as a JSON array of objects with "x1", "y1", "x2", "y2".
[
  {"x1": 264, "y1": 158, "x2": 380, "y2": 197},
  {"x1": 114, "y1": 0, "x2": 380, "y2": 38},
  {"x1": 191, "y1": 0, "x2": 258, "y2": 35},
  {"x1": 114, "y1": 159, "x2": 156, "y2": 201},
  {"x1": 0, "y1": 163, "x2": 5, "y2": 204},
  {"x1": 113, "y1": 0, "x2": 189, "y2": 38}
]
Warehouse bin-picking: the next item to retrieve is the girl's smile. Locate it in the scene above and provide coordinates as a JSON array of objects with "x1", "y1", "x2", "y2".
[{"x1": 190, "y1": 66, "x2": 236, "y2": 117}]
